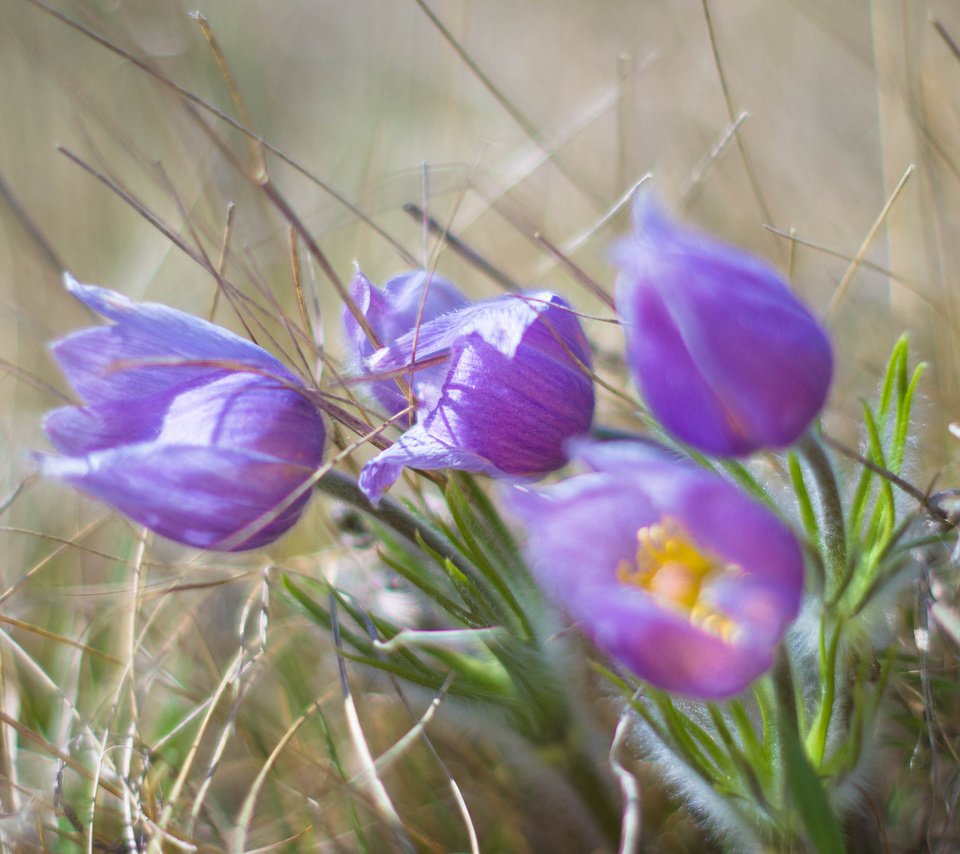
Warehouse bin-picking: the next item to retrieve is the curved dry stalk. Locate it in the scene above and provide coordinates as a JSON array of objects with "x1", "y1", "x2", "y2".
[{"x1": 610, "y1": 700, "x2": 642, "y2": 854}]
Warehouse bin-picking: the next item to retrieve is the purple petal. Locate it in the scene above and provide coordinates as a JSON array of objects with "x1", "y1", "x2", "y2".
[
  {"x1": 367, "y1": 291, "x2": 572, "y2": 374},
  {"x1": 360, "y1": 320, "x2": 595, "y2": 503},
  {"x1": 38, "y1": 443, "x2": 315, "y2": 551},
  {"x1": 343, "y1": 269, "x2": 469, "y2": 416},
  {"x1": 422, "y1": 330, "x2": 593, "y2": 474},
  {"x1": 358, "y1": 423, "x2": 498, "y2": 504},
  {"x1": 572, "y1": 583, "x2": 776, "y2": 698},
  {"x1": 56, "y1": 274, "x2": 294, "y2": 404},
  {"x1": 44, "y1": 389, "x2": 176, "y2": 455},
  {"x1": 612, "y1": 199, "x2": 833, "y2": 456},
  {"x1": 39, "y1": 276, "x2": 327, "y2": 551},
  {"x1": 154, "y1": 373, "x2": 326, "y2": 467}
]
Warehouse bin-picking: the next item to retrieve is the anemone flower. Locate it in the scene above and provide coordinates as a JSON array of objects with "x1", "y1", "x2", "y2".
[
  {"x1": 347, "y1": 275, "x2": 595, "y2": 504},
  {"x1": 37, "y1": 274, "x2": 325, "y2": 551},
  {"x1": 612, "y1": 196, "x2": 833, "y2": 456},
  {"x1": 508, "y1": 440, "x2": 805, "y2": 698}
]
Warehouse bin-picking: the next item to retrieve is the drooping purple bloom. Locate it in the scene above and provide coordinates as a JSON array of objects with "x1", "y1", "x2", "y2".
[
  {"x1": 347, "y1": 274, "x2": 595, "y2": 504},
  {"x1": 36, "y1": 274, "x2": 325, "y2": 551},
  {"x1": 612, "y1": 196, "x2": 833, "y2": 456},
  {"x1": 508, "y1": 441, "x2": 804, "y2": 699}
]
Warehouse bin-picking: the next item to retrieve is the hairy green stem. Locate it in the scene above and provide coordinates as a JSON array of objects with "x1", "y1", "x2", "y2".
[
  {"x1": 773, "y1": 644, "x2": 799, "y2": 739},
  {"x1": 806, "y1": 619, "x2": 842, "y2": 767},
  {"x1": 797, "y1": 433, "x2": 847, "y2": 593}
]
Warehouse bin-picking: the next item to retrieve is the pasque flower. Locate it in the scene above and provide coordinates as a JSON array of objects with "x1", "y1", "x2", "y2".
[
  {"x1": 508, "y1": 441, "x2": 804, "y2": 698},
  {"x1": 343, "y1": 268, "x2": 469, "y2": 419},
  {"x1": 612, "y1": 197, "x2": 833, "y2": 456},
  {"x1": 346, "y1": 271, "x2": 595, "y2": 504},
  {"x1": 37, "y1": 274, "x2": 325, "y2": 551}
]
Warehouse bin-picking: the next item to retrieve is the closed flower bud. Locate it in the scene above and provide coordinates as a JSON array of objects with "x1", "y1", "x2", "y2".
[
  {"x1": 347, "y1": 274, "x2": 595, "y2": 504},
  {"x1": 612, "y1": 197, "x2": 833, "y2": 456},
  {"x1": 36, "y1": 275, "x2": 325, "y2": 551},
  {"x1": 508, "y1": 441, "x2": 804, "y2": 698}
]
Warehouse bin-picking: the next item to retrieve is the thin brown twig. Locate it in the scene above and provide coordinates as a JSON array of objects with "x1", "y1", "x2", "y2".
[
  {"x1": 700, "y1": 0, "x2": 778, "y2": 249},
  {"x1": 822, "y1": 432, "x2": 952, "y2": 527},
  {"x1": 402, "y1": 203, "x2": 519, "y2": 291}
]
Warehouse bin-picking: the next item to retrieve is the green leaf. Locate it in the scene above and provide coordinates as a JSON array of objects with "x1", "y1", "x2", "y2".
[
  {"x1": 718, "y1": 459, "x2": 776, "y2": 508},
  {"x1": 444, "y1": 476, "x2": 535, "y2": 638},
  {"x1": 782, "y1": 722, "x2": 845, "y2": 854},
  {"x1": 649, "y1": 692, "x2": 731, "y2": 783},
  {"x1": 283, "y1": 575, "x2": 374, "y2": 655},
  {"x1": 376, "y1": 542, "x2": 480, "y2": 627},
  {"x1": 877, "y1": 333, "x2": 908, "y2": 423},
  {"x1": 891, "y1": 361, "x2": 926, "y2": 473},
  {"x1": 729, "y1": 700, "x2": 770, "y2": 784},
  {"x1": 788, "y1": 452, "x2": 820, "y2": 545}
]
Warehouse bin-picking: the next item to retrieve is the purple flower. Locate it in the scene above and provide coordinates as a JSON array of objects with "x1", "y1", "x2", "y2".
[
  {"x1": 348, "y1": 276, "x2": 596, "y2": 504},
  {"x1": 612, "y1": 197, "x2": 833, "y2": 456},
  {"x1": 508, "y1": 441, "x2": 804, "y2": 698},
  {"x1": 36, "y1": 274, "x2": 325, "y2": 551},
  {"x1": 344, "y1": 269, "x2": 470, "y2": 418}
]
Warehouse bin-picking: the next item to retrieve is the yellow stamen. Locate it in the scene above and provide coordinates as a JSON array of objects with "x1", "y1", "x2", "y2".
[{"x1": 617, "y1": 517, "x2": 742, "y2": 642}]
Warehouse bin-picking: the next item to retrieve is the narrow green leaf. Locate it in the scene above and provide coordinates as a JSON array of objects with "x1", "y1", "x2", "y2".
[
  {"x1": 877, "y1": 334, "x2": 908, "y2": 423},
  {"x1": 649, "y1": 692, "x2": 730, "y2": 783},
  {"x1": 445, "y1": 478, "x2": 534, "y2": 638},
  {"x1": 891, "y1": 361, "x2": 926, "y2": 473},
  {"x1": 282, "y1": 575, "x2": 374, "y2": 654},
  {"x1": 782, "y1": 722, "x2": 845, "y2": 854},
  {"x1": 788, "y1": 452, "x2": 819, "y2": 544},
  {"x1": 729, "y1": 700, "x2": 769, "y2": 779},
  {"x1": 859, "y1": 404, "x2": 895, "y2": 564},
  {"x1": 719, "y1": 459, "x2": 776, "y2": 507},
  {"x1": 376, "y1": 546, "x2": 480, "y2": 627}
]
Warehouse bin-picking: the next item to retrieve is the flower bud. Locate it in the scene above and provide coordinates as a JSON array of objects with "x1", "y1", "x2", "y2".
[
  {"x1": 36, "y1": 275, "x2": 325, "y2": 551},
  {"x1": 508, "y1": 441, "x2": 804, "y2": 698},
  {"x1": 612, "y1": 197, "x2": 833, "y2": 456},
  {"x1": 348, "y1": 274, "x2": 595, "y2": 504}
]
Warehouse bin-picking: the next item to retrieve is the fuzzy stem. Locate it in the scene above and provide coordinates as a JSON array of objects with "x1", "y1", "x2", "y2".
[
  {"x1": 772, "y1": 644, "x2": 800, "y2": 739},
  {"x1": 806, "y1": 619, "x2": 842, "y2": 767},
  {"x1": 797, "y1": 432, "x2": 847, "y2": 593}
]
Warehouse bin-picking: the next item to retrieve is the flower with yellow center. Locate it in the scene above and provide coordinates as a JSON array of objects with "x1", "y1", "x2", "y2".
[
  {"x1": 617, "y1": 518, "x2": 742, "y2": 644},
  {"x1": 507, "y1": 440, "x2": 805, "y2": 699}
]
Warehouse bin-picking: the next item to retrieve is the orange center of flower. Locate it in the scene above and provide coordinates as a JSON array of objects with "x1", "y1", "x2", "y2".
[{"x1": 617, "y1": 517, "x2": 741, "y2": 642}]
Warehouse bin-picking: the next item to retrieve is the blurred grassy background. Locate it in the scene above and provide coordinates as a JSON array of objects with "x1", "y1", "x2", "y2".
[{"x1": 1, "y1": 0, "x2": 960, "y2": 850}]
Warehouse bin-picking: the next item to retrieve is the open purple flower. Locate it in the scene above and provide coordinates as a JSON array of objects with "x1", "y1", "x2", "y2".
[
  {"x1": 347, "y1": 276, "x2": 595, "y2": 504},
  {"x1": 507, "y1": 441, "x2": 804, "y2": 698},
  {"x1": 36, "y1": 274, "x2": 325, "y2": 551},
  {"x1": 612, "y1": 197, "x2": 833, "y2": 456}
]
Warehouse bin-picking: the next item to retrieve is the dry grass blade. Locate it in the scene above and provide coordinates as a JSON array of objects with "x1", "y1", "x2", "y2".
[
  {"x1": 700, "y1": 0, "x2": 778, "y2": 249},
  {"x1": 0, "y1": 615, "x2": 122, "y2": 665},
  {"x1": 533, "y1": 173, "x2": 652, "y2": 282},
  {"x1": 402, "y1": 203, "x2": 520, "y2": 291},
  {"x1": 825, "y1": 163, "x2": 915, "y2": 319},
  {"x1": 411, "y1": 0, "x2": 607, "y2": 211},
  {"x1": 329, "y1": 593, "x2": 413, "y2": 853},
  {"x1": 610, "y1": 700, "x2": 642, "y2": 854}
]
